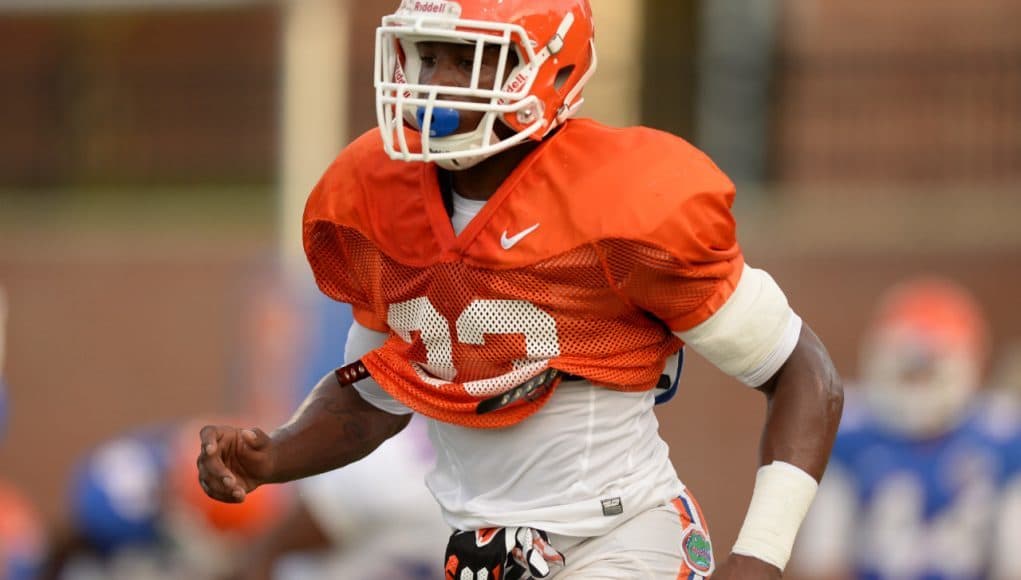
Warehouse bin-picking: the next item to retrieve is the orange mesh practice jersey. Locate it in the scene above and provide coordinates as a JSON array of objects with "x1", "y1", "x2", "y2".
[{"x1": 303, "y1": 119, "x2": 744, "y2": 428}]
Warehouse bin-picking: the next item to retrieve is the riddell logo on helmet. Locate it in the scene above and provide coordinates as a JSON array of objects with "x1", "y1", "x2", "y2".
[
  {"x1": 410, "y1": 0, "x2": 461, "y2": 16},
  {"x1": 415, "y1": 1, "x2": 444, "y2": 12},
  {"x1": 505, "y1": 71, "x2": 529, "y2": 94}
]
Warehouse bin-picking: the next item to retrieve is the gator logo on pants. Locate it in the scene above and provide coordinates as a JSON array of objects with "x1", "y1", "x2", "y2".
[{"x1": 682, "y1": 527, "x2": 713, "y2": 575}]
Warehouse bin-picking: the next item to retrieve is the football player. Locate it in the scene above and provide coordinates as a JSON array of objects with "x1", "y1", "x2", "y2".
[
  {"x1": 41, "y1": 423, "x2": 286, "y2": 580},
  {"x1": 197, "y1": 1, "x2": 843, "y2": 578},
  {"x1": 791, "y1": 277, "x2": 1021, "y2": 580}
]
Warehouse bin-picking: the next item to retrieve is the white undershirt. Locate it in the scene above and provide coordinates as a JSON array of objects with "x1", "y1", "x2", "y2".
[
  {"x1": 349, "y1": 317, "x2": 684, "y2": 536},
  {"x1": 451, "y1": 191, "x2": 487, "y2": 235}
]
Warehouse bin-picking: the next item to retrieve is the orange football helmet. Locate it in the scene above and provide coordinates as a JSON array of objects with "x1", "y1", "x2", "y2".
[
  {"x1": 375, "y1": 0, "x2": 598, "y2": 170},
  {"x1": 860, "y1": 277, "x2": 989, "y2": 437}
]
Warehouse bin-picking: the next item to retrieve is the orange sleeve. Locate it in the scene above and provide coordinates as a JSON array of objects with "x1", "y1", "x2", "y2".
[
  {"x1": 596, "y1": 164, "x2": 744, "y2": 333},
  {"x1": 302, "y1": 133, "x2": 390, "y2": 332}
]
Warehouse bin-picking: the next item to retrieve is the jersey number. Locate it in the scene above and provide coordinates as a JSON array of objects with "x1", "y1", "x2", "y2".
[
  {"x1": 387, "y1": 298, "x2": 560, "y2": 392},
  {"x1": 863, "y1": 474, "x2": 994, "y2": 576}
]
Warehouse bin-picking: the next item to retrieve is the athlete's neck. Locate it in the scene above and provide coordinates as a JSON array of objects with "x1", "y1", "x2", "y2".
[{"x1": 449, "y1": 141, "x2": 540, "y2": 201}]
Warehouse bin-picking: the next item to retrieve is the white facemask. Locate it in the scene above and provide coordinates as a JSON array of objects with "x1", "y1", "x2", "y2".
[
  {"x1": 374, "y1": 4, "x2": 594, "y2": 170},
  {"x1": 861, "y1": 331, "x2": 981, "y2": 438}
]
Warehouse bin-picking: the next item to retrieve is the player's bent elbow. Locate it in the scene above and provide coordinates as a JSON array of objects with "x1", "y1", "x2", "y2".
[
  {"x1": 806, "y1": 330, "x2": 844, "y2": 419},
  {"x1": 762, "y1": 325, "x2": 843, "y2": 411},
  {"x1": 823, "y1": 364, "x2": 844, "y2": 420}
]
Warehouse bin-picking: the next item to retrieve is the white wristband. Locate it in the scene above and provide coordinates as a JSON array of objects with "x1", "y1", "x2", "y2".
[{"x1": 731, "y1": 461, "x2": 818, "y2": 571}]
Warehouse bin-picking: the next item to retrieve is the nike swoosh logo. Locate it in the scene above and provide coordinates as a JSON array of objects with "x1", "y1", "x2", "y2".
[{"x1": 500, "y1": 223, "x2": 541, "y2": 250}]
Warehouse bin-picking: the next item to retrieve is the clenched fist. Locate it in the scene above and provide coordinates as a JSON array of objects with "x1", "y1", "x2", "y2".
[{"x1": 196, "y1": 425, "x2": 276, "y2": 503}]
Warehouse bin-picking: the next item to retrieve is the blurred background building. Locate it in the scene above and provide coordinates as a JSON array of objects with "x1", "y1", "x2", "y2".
[{"x1": 1, "y1": 0, "x2": 1020, "y2": 572}]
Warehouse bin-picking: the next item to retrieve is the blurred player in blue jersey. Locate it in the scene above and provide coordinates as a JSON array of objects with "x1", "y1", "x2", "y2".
[
  {"x1": 792, "y1": 277, "x2": 1021, "y2": 580},
  {"x1": 40, "y1": 422, "x2": 286, "y2": 580}
]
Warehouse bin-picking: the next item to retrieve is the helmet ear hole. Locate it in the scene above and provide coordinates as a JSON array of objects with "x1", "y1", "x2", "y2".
[{"x1": 554, "y1": 65, "x2": 576, "y2": 91}]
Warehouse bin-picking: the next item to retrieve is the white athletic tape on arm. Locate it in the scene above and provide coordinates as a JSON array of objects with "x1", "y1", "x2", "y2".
[
  {"x1": 676, "y1": 265, "x2": 802, "y2": 387},
  {"x1": 732, "y1": 461, "x2": 819, "y2": 571},
  {"x1": 347, "y1": 320, "x2": 414, "y2": 415}
]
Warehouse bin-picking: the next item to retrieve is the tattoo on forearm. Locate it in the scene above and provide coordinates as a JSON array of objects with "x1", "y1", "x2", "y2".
[{"x1": 309, "y1": 396, "x2": 370, "y2": 444}]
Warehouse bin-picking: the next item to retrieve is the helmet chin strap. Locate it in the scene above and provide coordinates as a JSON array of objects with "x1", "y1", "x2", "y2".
[{"x1": 436, "y1": 156, "x2": 480, "y2": 171}]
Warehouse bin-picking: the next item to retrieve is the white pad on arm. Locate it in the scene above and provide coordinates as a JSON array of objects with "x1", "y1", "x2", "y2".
[
  {"x1": 732, "y1": 461, "x2": 819, "y2": 571},
  {"x1": 675, "y1": 265, "x2": 802, "y2": 387},
  {"x1": 347, "y1": 320, "x2": 414, "y2": 415}
]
